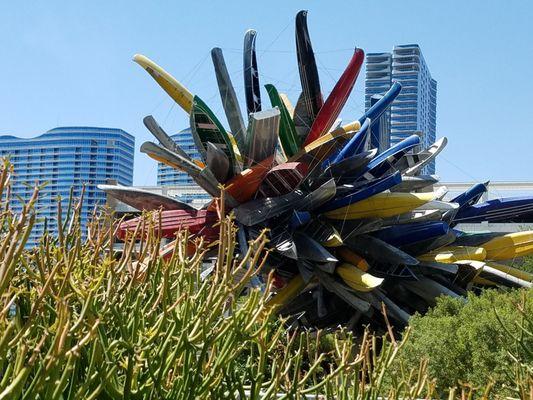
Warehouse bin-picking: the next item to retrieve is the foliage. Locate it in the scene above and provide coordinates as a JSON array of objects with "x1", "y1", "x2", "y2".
[{"x1": 392, "y1": 288, "x2": 533, "y2": 396}]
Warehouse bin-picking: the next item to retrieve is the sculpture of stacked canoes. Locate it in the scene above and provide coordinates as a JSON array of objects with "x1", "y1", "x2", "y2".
[{"x1": 103, "y1": 10, "x2": 533, "y2": 331}]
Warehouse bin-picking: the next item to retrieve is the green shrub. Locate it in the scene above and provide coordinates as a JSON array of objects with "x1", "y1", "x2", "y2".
[{"x1": 393, "y1": 289, "x2": 532, "y2": 396}]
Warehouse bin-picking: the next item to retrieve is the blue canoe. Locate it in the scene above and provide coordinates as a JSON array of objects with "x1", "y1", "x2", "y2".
[
  {"x1": 358, "y1": 82, "x2": 402, "y2": 125},
  {"x1": 452, "y1": 196, "x2": 533, "y2": 224},
  {"x1": 359, "y1": 134, "x2": 420, "y2": 180},
  {"x1": 372, "y1": 221, "x2": 450, "y2": 248},
  {"x1": 325, "y1": 118, "x2": 371, "y2": 165},
  {"x1": 318, "y1": 171, "x2": 402, "y2": 213},
  {"x1": 451, "y1": 181, "x2": 489, "y2": 208}
]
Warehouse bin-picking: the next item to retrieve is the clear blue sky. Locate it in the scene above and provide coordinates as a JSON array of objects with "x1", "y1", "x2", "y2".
[{"x1": 1, "y1": 1, "x2": 532, "y2": 185}]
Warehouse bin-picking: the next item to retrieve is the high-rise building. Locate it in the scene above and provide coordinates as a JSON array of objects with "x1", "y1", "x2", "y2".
[
  {"x1": 156, "y1": 127, "x2": 211, "y2": 207},
  {"x1": 365, "y1": 44, "x2": 437, "y2": 174},
  {"x1": 0, "y1": 127, "x2": 134, "y2": 246}
]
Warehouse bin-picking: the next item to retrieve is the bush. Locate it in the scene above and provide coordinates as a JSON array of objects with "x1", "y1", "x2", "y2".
[{"x1": 393, "y1": 288, "x2": 533, "y2": 396}]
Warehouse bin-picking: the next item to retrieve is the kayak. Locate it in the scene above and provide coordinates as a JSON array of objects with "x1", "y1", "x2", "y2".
[
  {"x1": 451, "y1": 182, "x2": 489, "y2": 208},
  {"x1": 319, "y1": 171, "x2": 401, "y2": 213},
  {"x1": 293, "y1": 232, "x2": 338, "y2": 263},
  {"x1": 190, "y1": 96, "x2": 236, "y2": 173},
  {"x1": 485, "y1": 261, "x2": 533, "y2": 282},
  {"x1": 97, "y1": 184, "x2": 197, "y2": 212},
  {"x1": 301, "y1": 219, "x2": 343, "y2": 247},
  {"x1": 259, "y1": 162, "x2": 309, "y2": 197},
  {"x1": 295, "y1": 10, "x2": 323, "y2": 123},
  {"x1": 336, "y1": 263, "x2": 383, "y2": 292},
  {"x1": 244, "y1": 108, "x2": 281, "y2": 167},
  {"x1": 133, "y1": 54, "x2": 193, "y2": 113},
  {"x1": 452, "y1": 196, "x2": 533, "y2": 224},
  {"x1": 481, "y1": 231, "x2": 533, "y2": 260},
  {"x1": 418, "y1": 246, "x2": 487, "y2": 263},
  {"x1": 143, "y1": 116, "x2": 193, "y2": 163},
  {"x1": 344, "y1": 234, "x2": 419, "y2": 266},
  {"x1": 304, "y1": 48, "x2": 364, "y2": 145},
  {"x1": 265, "y1": 84, "x2": 300, "y2": 158},
  {"x1": 243, "y1": 29, "x2": 261, "y2": 115},
  {"x1": 324, "y1": 191, "x2": 436, "y2": 220},
  {"x1": 211, "y1": 47, "x2": 247, "y2": 154}
]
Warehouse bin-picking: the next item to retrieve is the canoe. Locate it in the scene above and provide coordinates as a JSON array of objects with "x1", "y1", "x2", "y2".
[
  {"x1": 265, "y1": 84, "x2": 300, "y2": 158},
  {"x1": 453, "y1": 231, "x2": 506, "y2": 247},
  {"x1": 382, "y1": 209, "x2": 444, "y2": 225},
  {"x1": 245, "y1": 108, "x2": 281, "y2": 167},
  {"x1": 304, "y1": 48, "x2": 364, "y2": 145},
  {"x1": 401, "y1": 230, "x2": 457, "y2": 256},
  {"x1": 398, "y1": 137, "x2": 448, "y2": 176},
  {"x1": 290, "y1": 121, "x2": 360, "y2": 167},
  {"x1": 301, "y1": 219, "x2": 343, "y2": 247},
  {"x1": 224, "y1": 156, "x2": 275, "y2": 204},
  {"x1": 480, "y1": 231, "x2": 533, "y2": 260},
  {"x1": 143, "y1": 116, "x2": 192, "y2": 162},
  {"x1": 391, "y1": 175, "x2": 439, "y2": 192},
  {"x1": 97, "y1": 184, "x2": 196, "y2": 211},
  {"x1": 315, "y1": 270, "x2": 371, "y2": 313},
  {"x1": 279, "y1": 93, "x2": 295, "y2": 118},
  {"x1": 133, "y1": 54, "x2": 193, "y2": 113},
  {"x1": 318, "y1": 149, "x2": 377, "y2": 186},
  {"x1": 372, "y1": 221, "x2": 450, "y2": 248},
  {"x1": 211, "y1": 47, "x2": 247, "y2": 154},
  {"x1": 360, "y1": 134, "x2": 421, "y2": 180},
  {"x1": 329, "y1": 219, "x2": 383, "y2": 240},
  {"x1": 451, "y1": 182, "x2": 489, "y2": 208},
  {"x1": 319, "y1": 171, "x2": 401, "y2": 213},
  {"x1": 265, "y1": 274, "x2": 306, "y2": 311},
  {"x1": 117, "y1": 209, "x2": 219, "y2": 241},
  {"x1": 328, "y1": 118, "x2": 371, "y2": 164},
  {"x1": 234, "y1": 190, "x2": 306, "y2": 226},
  {"x1": 258, "y1": 162, "x2": 309, "y2": 197},
  {"x1": 402, "y1": 278, "x2": 461, "y2": 305},
  {"x1": 299, "y1": 178, "x2": 336, "y2": 210},
  {"x1": 479, "y1": 264, "x2": 532, "y2": 288},
  {"x1": 293, "y1": 92, "x2": 313, "y2": 142},
  {"x1": 418, "y1": 246, "x2": 487, "y2": 263},
  {"x1": 484, "y1": 261, "x2": 533, "y2": 282},
  {"x1": 293, "y1": 232, "x2": 338, "y2": 263},
  {"x1": 190, "y1": 96, "x2": 236, "y2": 173},
  {"x1": 452, "y1": 196, "x2": 533, "y2": 224},
  {"x1": 324, "y1": 191, "x2": 436, "y2": 220},
  {"x1": 336, "y1": 247, "x2": 370, "y2": 271},
  {"x1": 206, "y1": 142, "x2": 230, "y2": 183},
  {"x1": 295, "y1": 10, "x2": 323, "y2": 123},
  {"x1": 344, "y1": 234, "x2": 419, "y2": 266},
  {"x1": 140, "y1": 141, "x2": 221, "y2": 198},
  {"x1": 358, "y1": 82, "x2": 401, "y2": 125},
  {"x1": 290, "y1": 211, "x2": 311, "y2": 228},
  {"x1": 243, "y1": 29, "x2": 261, "y2": 115},
  {"x1": 336, "y1": 263, "x2": 383, "y2": 292}
]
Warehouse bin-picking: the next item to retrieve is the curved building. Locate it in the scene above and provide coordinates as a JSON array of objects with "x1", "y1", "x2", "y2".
[{"x1": 0, "y1": 127, "x2": 134, "y2": 246}]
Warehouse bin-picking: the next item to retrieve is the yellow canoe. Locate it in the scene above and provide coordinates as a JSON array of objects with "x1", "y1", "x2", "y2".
[
  {"x1": 336, "y1": 247, "x2": 370, "y2": 272},
  {"x1": 265, "y1": 274, "x2": 306, "y2": 310},
  {"x1": 325, "y1": 192, "x2": 436, "y2": 220},
  {"x1": 335, "y1": 263, "x2": 383, "y2": 292},
  {"x1": 290, "y1": 121, "x2": 360, "y2": 165},
  {"x1": 418, "y1": 246, "x2": 487, "y2": 263},
  {"x1": 133, "y1": 54, "x2": 194, "y2": 113},
  {"x1": 481, "y1": 231, "x2": 533, "y2": 261},
  {"x1": 485, "y1": 261, "x2": 533, "y2": 282}
]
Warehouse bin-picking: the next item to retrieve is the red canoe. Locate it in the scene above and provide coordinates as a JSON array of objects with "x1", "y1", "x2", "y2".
[
  {"x1": 303, "y1": 48, "x2": 364, "y2": 146},
  {"x1": 117, "y1": 209, "x2": 219, "y2": 241},
  {"x1": 259, "y1": 162, "x2": 309, "y2": 197}
]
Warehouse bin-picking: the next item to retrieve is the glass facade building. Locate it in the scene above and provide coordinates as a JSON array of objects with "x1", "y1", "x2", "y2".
[
  {"x1": 365, "y1": 44, "x2": 437, "y2": 174},
  {"x1": 0, "y1": 127, "x2": 134, "y2": 246},
  {"x1": 156, "y1": 127, "x2": 211, "y2": 207}
]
